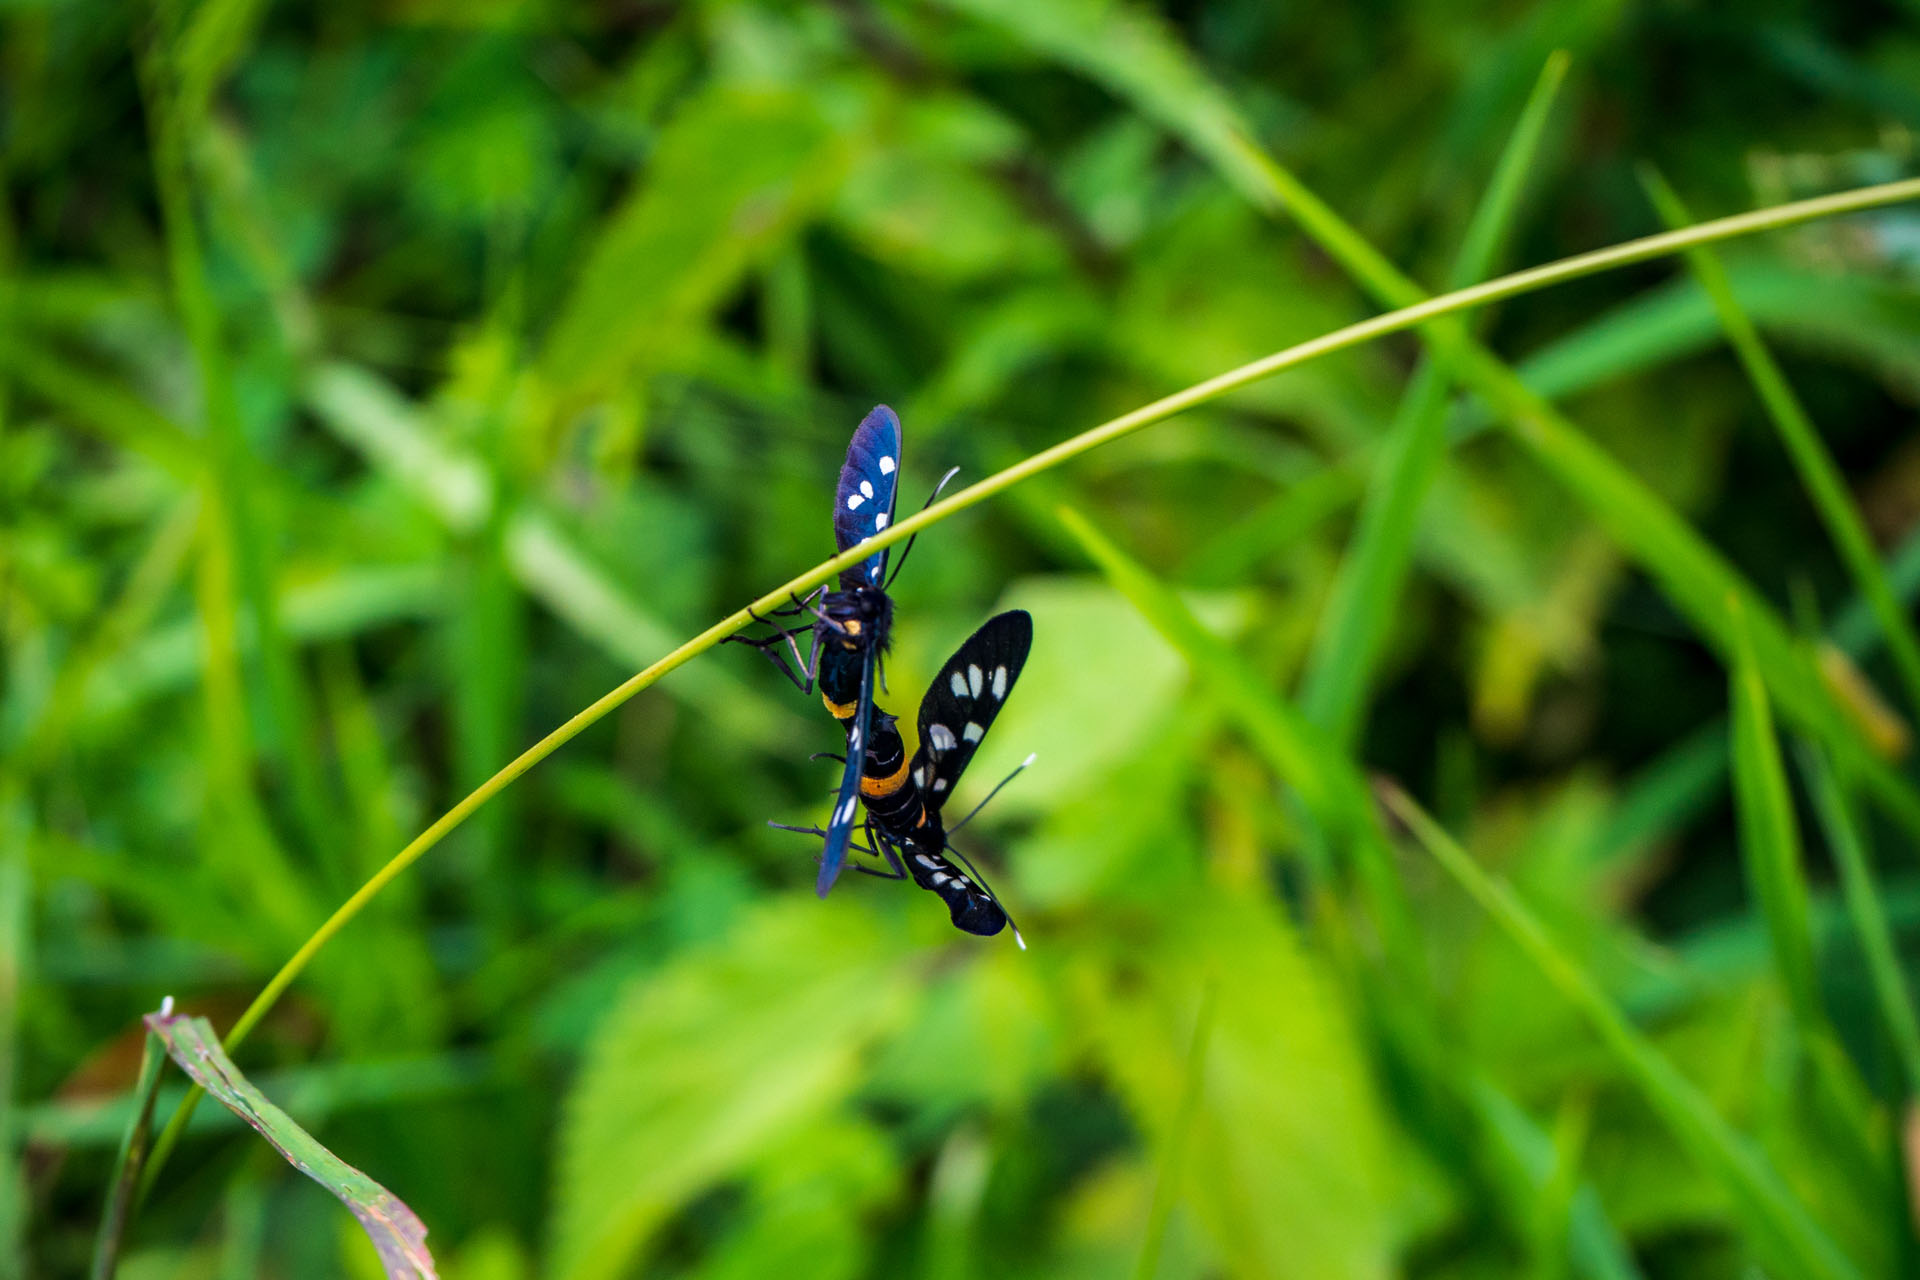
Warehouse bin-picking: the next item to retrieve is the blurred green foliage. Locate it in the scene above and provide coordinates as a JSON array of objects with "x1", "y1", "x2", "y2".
[{"x1": 8, "y1": 0, "x2": 1920, "y2": 1276}]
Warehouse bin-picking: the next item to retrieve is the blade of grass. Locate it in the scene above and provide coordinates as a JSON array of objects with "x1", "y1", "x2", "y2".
[
  {"x1": 1179, "y1": 451, "x2": 1368, "y2": 587},
  {"x1": 144, "y1": 1010, "x2": 437, "y2": 1280},
  {"x1": 0, "y1": 789, "x2": 26, "y2": 1276},
  {"x1": 989, "y1": 12, "x2": 1920, "y2": 840},
  {"x1": 1132, "y1": 980, "x2": 1217, "y2": 1280},
  {"x1": 1600, "y1": 521, "x2": 1920, "y2": 866},
  {"x1": 1724, "y1": 603, "x2": 1887, "y2": 1219},
  {"x1": 1801, "y1": 744, "x2": 1920, "y2": 1097},
  {"x1": 1469, "y1": 1079, "x2": 1644, "y2": 1280},
  {"x1": 89, "y1": 1007, "x2": 170, "y2": 1280},
  {"x1": 0, "y1": 337, "x2": 204, "y2": 478},
  {"x1": 139, "y1": 7, "x2": 338, "y2": 873},
  {"x1": 1379, "y1": 783, "x2": 1863, "y2": 1280},
  {"x1": 1299, "y1": 51, "x2": 1569, "y2": 746},
  {"x1": 1492, "y1": 362, "x2": 1920, "y2": 844},
  {"x1": 1729, "y1": 597, "x2": 1823, "y2": 1030},
  {"x1": 135, "y1": 178, "x2": 1920, "y2": 1202},
  {"x1": 1053, "y1": 504, "x2": 1415, "y2": 971},
  {"x1": 1644, "y1": 169, "x2": 1920, "y2": 727}
]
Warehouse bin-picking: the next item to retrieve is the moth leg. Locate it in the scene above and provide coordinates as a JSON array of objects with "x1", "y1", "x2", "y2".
[
  {"x1": 726, "y1": 624, "x2": 816, "y2": 692},
  {"x1": 849, "y1": 826, "x2": 909, "y2": 881}
]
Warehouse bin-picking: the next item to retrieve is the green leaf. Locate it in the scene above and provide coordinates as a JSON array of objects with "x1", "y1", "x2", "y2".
[
  {"x1": 1086, "y1": 887, "x2": 1401, "y2": 1279},
  {"x1": 143, "y1": 1011, "x2": 437, "y2": 1280},
  {"x1": 551, "y1": 901, "x2": 916, "y2": 1280},
  {"x1": 1052, "y1": 506, "x2": 1404, "y2": 925}
]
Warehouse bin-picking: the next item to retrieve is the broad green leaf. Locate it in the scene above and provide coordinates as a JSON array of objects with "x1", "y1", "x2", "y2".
[
  {"x1": 143, "y1": 1011, "x2": 437, "y2": 1280},
  {"x1": 961, "y1": 576, "x2": 1222, "y2": 817},
  {"x1": 1052, "y1": 507, "x2": 1406, "y2": 936},
  {"x1": 551, "y1": 901, "x2": 916, "y2": 1280},
  {"x1": 1082, "y1": 886, "x2": 1400, "y2": 1279}
]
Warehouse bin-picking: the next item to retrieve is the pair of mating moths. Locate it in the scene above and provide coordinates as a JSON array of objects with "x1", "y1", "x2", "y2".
[{"x1": 735, "y1": 407, "x2": 1029, "y2": 943}]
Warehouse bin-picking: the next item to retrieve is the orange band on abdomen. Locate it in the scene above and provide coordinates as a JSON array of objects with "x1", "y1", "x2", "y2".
[{"x1": 860, "y1": 754, "x2": 912, "y2": 798}]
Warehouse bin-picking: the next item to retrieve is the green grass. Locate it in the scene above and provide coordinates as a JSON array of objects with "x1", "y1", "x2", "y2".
[{"x1": 15, "y1": 4, "x2": 1920, "y2": 1277}]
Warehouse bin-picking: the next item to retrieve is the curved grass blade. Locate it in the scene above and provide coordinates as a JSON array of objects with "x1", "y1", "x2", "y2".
[
  {"x1": 1644, "y1": 168, "x2": 1920, "y2": 727},
  {"x1": 144, "y1": 1010, "x2": 437, "y2": 1279},
  {"x1": 1299, "y1": 51, "x2": 1569, "y2": 746},
  {"x1": 982, "y1": 4, "x2": 1920, "y2": 838},
  {"x1": 1379, "y1": 783, "x2": 1863, "y2": 1280},
  {"x1": 135, "y1": 178, "x2": 1920, "y2": 1203}
]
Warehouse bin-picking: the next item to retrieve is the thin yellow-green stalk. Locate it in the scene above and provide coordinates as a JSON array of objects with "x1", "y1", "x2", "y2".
[{"x1": 138, "y1": 176, "x2": 1920, "y2": 1200}]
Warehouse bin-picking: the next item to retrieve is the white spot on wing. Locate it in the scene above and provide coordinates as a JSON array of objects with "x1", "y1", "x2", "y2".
[
  {"x1": 962, "y1": 722, "x2": 984, "y2": 743},
  {"x1": 878, "y1": 456, "x2": 896, "y2": 474},
  {"x1": 949, "y1": 672, "x2": 968, "y2": 698},
  {"x1": 860, "y1": 480, "x2": 874, "y2": 498},
  {"x1": 928, "y1": 724, "x2": 957, "y2": 754},
  {"x1": 933, "y1": 778, "x2": 949, "y2": 791},
  {"x1": 992, "y1": 666, "x2": 1008, "y2": 699},
  {"x1": 967, "y1": 664, "x2": 983, "y2": 697},
  {"x1": 912, "y1": 767, "x2": 926, "y2": 786},
  {"x1": 847, "y1": 493, "x2": 864, "y2": 510},
  {"x1": 916, "y1": 854, "x2": 938, "y2": 868},
  {"x1": 874, "y1": 512, "x2": 889, "y2": 530}
]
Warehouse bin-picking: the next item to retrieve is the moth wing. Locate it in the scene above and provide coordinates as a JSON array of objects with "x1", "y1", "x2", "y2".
[
  {"x1": 831, "y1": 405, "x2": 903, "y2": 588},
  {"x1": 817, "y1": 647, "x2": 877, "y2": 896},
  {"x1": 912, "y1": 610, "x2": 1032, "y2": 813}
]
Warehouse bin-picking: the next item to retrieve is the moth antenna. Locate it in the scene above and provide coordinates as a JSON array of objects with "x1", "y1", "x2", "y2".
[
  {"x1": 946, "y1": 752, "x2": 1037, "y2": 836},
  {"x1": 883, "y1": 466, "x2": 962, "y2": 589}
]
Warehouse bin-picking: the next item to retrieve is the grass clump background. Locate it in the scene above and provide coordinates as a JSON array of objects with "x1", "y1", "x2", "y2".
[{"x1": 8, "y1": 1, "x2": 1920, "y2": 1277}]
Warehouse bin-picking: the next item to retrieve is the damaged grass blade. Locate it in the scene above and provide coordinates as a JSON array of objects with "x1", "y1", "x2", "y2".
[
  {"x1": 144, "y1": 1009, "x2": 437, "y2": 1280},
  {"x1": 89, "y1": 1009, "x2": 168, "y2": 1280}
]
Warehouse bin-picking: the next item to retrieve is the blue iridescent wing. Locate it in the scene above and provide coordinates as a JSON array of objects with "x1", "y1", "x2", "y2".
[
  {"x1": 910, "y1": 610, "x2": 1033, "y2": 814},
  {"x1": 832, "y1": 405, "x2": 902, "y2": 589},
  {"x1": 817, "y1": 645, "x2": 877, "y2": 896}
]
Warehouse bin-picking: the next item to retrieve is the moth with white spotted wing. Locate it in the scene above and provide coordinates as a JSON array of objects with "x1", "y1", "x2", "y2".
[
  {"x1": 846, "y1": 610, "x2": 1033, "y2": 939},
  {"x1": 727, "y1": 405, "x2": 908, "y2": 896},
  {"x1": 831, "y1": 405, "x2": 901, "y2": 589}
]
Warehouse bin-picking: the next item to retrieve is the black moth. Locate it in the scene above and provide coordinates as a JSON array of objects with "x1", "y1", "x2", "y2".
[{"x1": 731, "y1": 405, "x2": 939, "y2": 894}]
